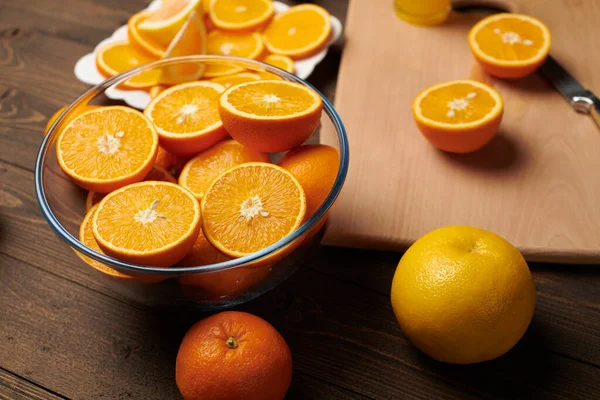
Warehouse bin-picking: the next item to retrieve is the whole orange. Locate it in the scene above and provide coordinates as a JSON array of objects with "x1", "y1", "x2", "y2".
[
  {"x1": 176, "y1": 311, "x2": 292, "y2": 400},
  {"x1": 279, "y1": 144, "x2": 339, "y2": 218}
]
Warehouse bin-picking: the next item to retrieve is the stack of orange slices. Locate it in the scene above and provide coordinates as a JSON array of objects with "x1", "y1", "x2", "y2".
[{"x1": 55, "y1": 74, "x2": 337, "y2": 296}]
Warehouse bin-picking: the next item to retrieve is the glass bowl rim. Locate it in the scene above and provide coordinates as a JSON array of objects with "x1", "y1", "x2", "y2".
[{"x1": 35, "y1": 55, "x2": 349, "y2": 277}]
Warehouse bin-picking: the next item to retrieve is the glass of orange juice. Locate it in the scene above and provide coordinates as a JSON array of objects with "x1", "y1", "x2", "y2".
[{"x1": 394, "y1": 0, "x2": 452, "y2": 26}]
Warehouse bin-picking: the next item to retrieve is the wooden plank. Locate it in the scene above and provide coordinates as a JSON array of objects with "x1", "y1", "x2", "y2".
[
  {"x1": 323, "y1": 0, "x2": 600, "y2": 263},
  {"x1": 0, "y1": 368, "x2": 66, "y2": 400}
]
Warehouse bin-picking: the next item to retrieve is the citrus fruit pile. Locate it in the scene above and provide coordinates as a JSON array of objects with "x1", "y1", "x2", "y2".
[
  {"x1": 93, "y1": 0, "x2": 332, "y2": 90},
  {"x1": 55, "y1": 78, "x2": 339, "y2": 293},
  {"x1": 412, "y1": 13, "x2": 551, "y2": 153}
]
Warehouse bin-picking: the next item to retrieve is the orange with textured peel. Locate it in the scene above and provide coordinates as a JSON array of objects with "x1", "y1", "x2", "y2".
[
  {"x1": 137, "y1": 0, "x2": 203, "y2": 47},
  {"x1": 95, "y1": 41, "x2": 160, "y2": 89},
  {"x1": 469, "y1": 13, "x2": 551, "y2": 79},
  {"x1": 56, "y1": 106, "x2": 158, "y2": 193},
  {"x1": 219, "y1": 80, "x2": 322, "y2": 152},
  {"x1": 144, "y1": 81, "x2": 228, "y2": 157},
  {"x1": 93, "y1": 181, "x2": 201, "y2": 267},
  {"x1": 128, "y1": 12, "x2": 168, "y2": 58},
  {"x1": 176, "y1": 311, "x2": 292, "y2": 400},
  {"x1": 202, "y1": 162, "x2": 306, "y2": 258},
  {"x1": 263, "y1": 4, "x2": 331, "y2": 59},
  {"x1": 203, "y1": 31, "x2": 264, "y2": 77},
  {"x1": 279, "y1": 144, "x2": 339, "y2": 218},
  {"x1": 412, "y1": 79, "x2": 504, "y2": 153},
  {"x1": 85, "y1": 164, "x2": 177, "y2": 211},
  {"x1": 179, "y1": 139, "x2": 270, "y2": 200},
  {"x1": 76, "y1": 205, "x2": 165, "y2": 283},
  {"x1": 208, "y1": 0, "x2": 274, "y2": 32}
]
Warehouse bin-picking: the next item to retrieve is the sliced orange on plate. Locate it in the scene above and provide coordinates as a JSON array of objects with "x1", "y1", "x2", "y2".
[
  {"x1": 219, "y1": 80, "x2": 322, "y2": 152},
  {"x1": 210, "y1": 71, "x2": 261, "y2": 88},
  {"x1": 203, "y1": 31, "x2": 264, "y2": 77},
  {"x1": 137, "y1": 0, "x2": 203, "y2": 47},
  {"x1": 263, "y1": 4, "x2": 331, "y2": 59},
  {"x1": 144, "y1": 81, "x2": 228, "y2": 156},
  {"x1": 412, "y1": 79, "x2": 504, "y2": 153},
  {"x1": 57, "y1": 106, "x2": 159, "y2": 193},
  {"x1": 263, "y1": 54, "x2": 294, "y2": 73},
  {"x1": 179, "y1": 139, "x2": 270, "y2": 200},
  {"x1": 92, "y1": 181, "x2": 201, "y2": 267},
  {"x1": 208, "y1": 0, "x2": 274, "y2": 32},
  {"x1": 95, "y1": 41, "x2": 161, "y2": 89},
  {"x1": 128, "y1": 11, "x2": 168, "y2": 58},
  {"x1": 85, "y1": 164, "x2": 177, "y2": 211},
  {"x1": 160, "y1": 10, "x2": 208, "y2": 84},
  {"x1": 469, "y1": 13, "x2": 551, "y2": 79},
  {"x1": 76, "y1": 205, "x2": 165, "y2": 283},
  {"x1": 202, "y1": 162, "x2": 306, "y2": 258}
]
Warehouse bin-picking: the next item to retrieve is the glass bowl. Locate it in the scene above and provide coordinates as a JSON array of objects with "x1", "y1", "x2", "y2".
[{"x1": 35, "y1": 55, "x2": 348, "y2": 310}]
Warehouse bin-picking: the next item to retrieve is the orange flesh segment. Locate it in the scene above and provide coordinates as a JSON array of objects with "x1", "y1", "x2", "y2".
[
  {"x1": 210, "y1": 72, "x2": 261, "y2": 88},
  {"x1": 146, "y1": 0, "x2": 189, "y2": 23},
  {"x1": 264, "y1": 55, "x2": 294, "y2": 73},
  {"x1": 203, "y1": 163, "x2": 306, "y2": 256},
  {"x1": 96, "y1": 42, "x2": 160, "y2": 87},
  {"x1": 148, "y1": 83, "x2": 223, "y2": 134},
  {"x1": 211, "y1": 0, "x2": 273, "y2": 26},
  {"x1": 94, "y1": 183, "x2": 198, "y2": 253},
  {"x1": 473, "y1": 18, "x2": 546, "y2": 61},
  {"x1": 226, "y1": 81, "x2": 316, "y2": 117},
  {"x1": 58, "y1": 107, "x2": 157, "y2": 181},
  {"x1": 418, "y1": 83, "x2": 498, "y2": 124}
]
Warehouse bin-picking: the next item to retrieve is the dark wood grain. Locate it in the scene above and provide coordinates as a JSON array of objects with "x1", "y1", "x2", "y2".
[{"x1": 1, "y1": 0, "x2": 599, "y2": 399}]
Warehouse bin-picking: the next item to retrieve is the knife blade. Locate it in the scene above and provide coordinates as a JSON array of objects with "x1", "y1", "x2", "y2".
[{"x1": 539, "y1": 56, "x2": 600, "y2": 129}]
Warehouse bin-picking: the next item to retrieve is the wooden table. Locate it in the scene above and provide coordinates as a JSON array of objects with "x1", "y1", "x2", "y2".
[{"x1": 1, "y1": 1, "x2": 599, "y2": 399}]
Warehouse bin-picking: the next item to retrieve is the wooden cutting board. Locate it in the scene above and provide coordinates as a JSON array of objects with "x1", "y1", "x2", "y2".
[{"x1": 321, "y1": 0, "x2": 600, "y2": 263}]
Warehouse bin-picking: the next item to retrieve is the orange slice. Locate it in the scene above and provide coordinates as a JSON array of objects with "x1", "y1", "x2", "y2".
[
  {"x1": 85, "y1": 164, "x2": 177, "y2": 211},
  {"x1": 95, "y1": 41, "x2": 161, "y2": 90},
  {"x1": 93, "y1": 181, "x2": 201, "y2": 267},
  {"x1": 155, "y1": 145, "x2": 190, "y2": 176},
  {"x1": 469, "y1": 13, "x2": 551, "y2": 79},
  {"x1": 179, "y1": 139, "x2": 270, "y2": 200},
  {"x1": 128, "y1": 12, "x2": 168, "y2": 58},
  {"x1": 412, "y1": 79, "x2": 504, "y2": 153},
  {"x1": 137, "y1": 0, "x2": 203, "y2": 47},
  {"x1": 144, "y1": 81, "x2": 228, "y2": 157},
  {"x1": 203, "y1": 31, "x2": 264, "y2": 77},
  {"x1": 45, "y1": 105, "x2": 101, "y2": 136},
  {"x1": 57, "y1": 106, "x2": 159, "y2": 193},
  {"x1": 210, "y1": 71, "x2": 261, "y2": 88},
  {"x1": 209, "y1": 0, "x2": 274, "y2": 31},
  {"x1": 263, "y1": 54, "x2": 294, "y2": 73},
  {"x1": 263, "y1": 4, "x2": 331, "y2": 59},
  {"x1": 202, "y1": 162, "x2": 306, "y2": 257},
  {"x1": 76, "y1": 205, "x2": 165, "y2": 283},
  {"x1": 160, "y1": 10, "x2": 208, "y2": 85},
  {"x1": 219, "y1": 80, "x2": 322, "y2": 152}
]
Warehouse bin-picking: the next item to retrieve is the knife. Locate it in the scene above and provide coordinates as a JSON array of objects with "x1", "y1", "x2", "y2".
[
  {"x1": 539, "y1": 57, "x2": 600, "y2": 130},
  {"x1": 454, "y1": 3, "x2": 600, "y2": 130}
]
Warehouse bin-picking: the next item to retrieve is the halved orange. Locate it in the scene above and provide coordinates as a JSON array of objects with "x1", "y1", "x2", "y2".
[
  {"x1": 179, "y1": 139, "x2": 270, "y2": 200},
  {"x1": 95, "y1": 41, "x2": 161, "y2": 90},
  {"x1": 137, "y1": 0, "x2": 203, "y2": 47},
  {"x1": 263, "y1": 54, "x2": 294, "y2": 73},
  {"x1": 45, "y1": 105, "x2": 101, "y2": 136},
  {"x1": 412, "y1": 79, "x2": 504, "y2": 153},
  {"x1": 263, "y1": 4, "x2": 331, "y2": 59},
  {"x1": 210, "y1": 71, "x2": 261, "y2": 88},
  {"x1": 128, "y1": 11, "x2": 168, "y2": 58},
  {"x1": 160, "y1": 10, "x2": 208, "y2": 85},
  {"x1": 209, "y1": 0, "x2": 274, "y2": 32},
  {"x1": 76, "y1": 205, "x2": 165, "y2": 283},
  {"x1": 203, "y1": 31, "x2": 264, "y2": 77},
  {"x1": 202, "y1": 162, "x2": 306, "y2": 257},
  {"x1": 219, "y1": 80, "x2": 322, "y2": 152},
  {"x1": 144, "y1": 81, "x2": 228, "y2": 157},
  {"x1": 469, "y1": 13, "x2": 551, "y2": 79},
  {"x1": 93, "y1": 181, "x2": 201, "y2": 267},
  {"x1": 85, "y1": 164, "x2": 177, "y2": 211},
  {"x1": 57, "y1": 106, "x2": 159, "y2": 193}
]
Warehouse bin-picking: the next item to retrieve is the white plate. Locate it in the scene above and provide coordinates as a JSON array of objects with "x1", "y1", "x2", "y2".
[{"x1": 74, "y1": 1, "x2": 343, "y2": 110}]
